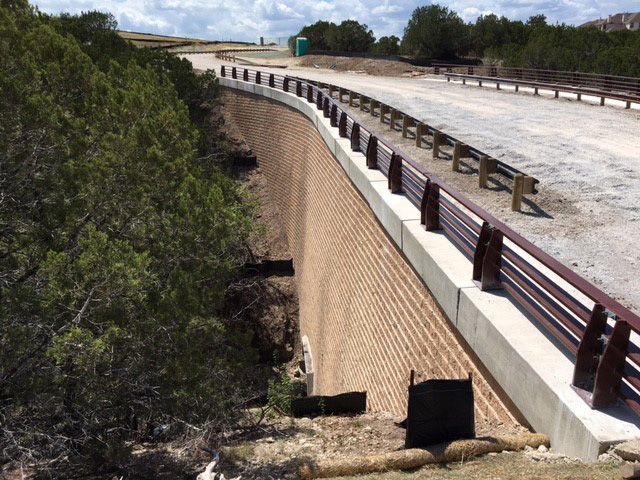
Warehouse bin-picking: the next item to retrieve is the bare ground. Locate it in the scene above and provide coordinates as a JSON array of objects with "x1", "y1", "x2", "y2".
[{"x1": 217, "y1": 413, "x2": 623, "y2": 480}]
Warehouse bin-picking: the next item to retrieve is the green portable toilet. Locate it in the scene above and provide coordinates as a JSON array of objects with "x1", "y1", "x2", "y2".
[{"x1": 296, "y1": 37, "x2": 309, "y2": 57}]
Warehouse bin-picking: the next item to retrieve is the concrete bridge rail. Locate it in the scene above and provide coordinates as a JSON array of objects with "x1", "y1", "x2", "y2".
[{"x1": 218, "y1": 68, "x2": 640, "y2": 460}]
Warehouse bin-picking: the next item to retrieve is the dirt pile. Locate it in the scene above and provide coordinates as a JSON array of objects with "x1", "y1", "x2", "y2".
[{"x1": 296, "y1": 55, "x2": 428, "y2": 77}]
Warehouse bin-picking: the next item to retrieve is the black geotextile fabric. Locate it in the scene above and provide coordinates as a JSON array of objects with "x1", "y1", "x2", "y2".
[
  {"x1": 404, "y1": 379, "x2": 475, "y2": 448},
  {"x1": 291, "y1": 392, "x2": 367, "y2": 417}
]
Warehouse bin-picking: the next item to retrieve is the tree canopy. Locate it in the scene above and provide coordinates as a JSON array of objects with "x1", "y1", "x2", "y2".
[
  {"x1": 400, "y1": 5, "x2": 468, "y2": 59},
  {"x1": 289, "y1": 19, "x2": 375, "y2": 53},
  {"x1": 1, "y1": 0, "x2": 257, "y2": 466}
]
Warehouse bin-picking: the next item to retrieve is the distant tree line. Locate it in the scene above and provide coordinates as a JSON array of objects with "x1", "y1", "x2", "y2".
[{"x1": 289, "y1": 5, "x2": 640, "y2": 76}]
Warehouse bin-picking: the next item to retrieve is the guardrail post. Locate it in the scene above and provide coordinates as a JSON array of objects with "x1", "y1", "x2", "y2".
[
  {"x1": 296, "y1": 81, "x2": 302, "y2": 97},
  {"x1": 306, "y1": 84, "x2": 314, "y2": 103},
  {"x1": 339, "y1": 88, "x2": 345, "y2": 102},
  {"x1": 269, "y1": 74, "x2": 275, "y2": 88},
  {"x1": 243, "y1": 69, "x2": 249, "y2": 81},
  {"x1": 323, "y1": 97, "x2": 330, "y2": 118},
  {"x1": 366, "y1": 135, "x2": 378, "y2": 169},
  {"x1": 389, "y1": 109, "x2": 398, "y2": 130},
  {"x1": 380, "y1": 104, "x2": 388, "y2": 124},
  {"x1": 415, "y1": 123, "x2": 424, "y2": 148},
  {"x1": 359, "y1": 95, "x2": 366, "y2": 111},
  {"x1": 388, "y1": 153, "x2": 402, "y2": 193},
  {"x1": 600, "y1": 97, "x2": 605, "y2": 106},
  {"x1": 572, "y1": 304, "x2": 608, "y2": 390},
  {"x1": 512, "y1": 173, "x2": 524, "y2": 211},
  {"x1": 349, "y1": 91, "x2": 355, "y2": 106},
  {"x1": 370, "y1": 99, "x2": 378, "y2": 117},
  {"x1": 283, "y1": 77, "x2": 290, "y2": 92},
  {"x1": 330, "y1": 104, "x2": 338, "y2": 127},
  {"x1": 452, "y1": 142, "x2": 469, "y2": 171},
  {"x1": 420, "y1": 180, "x2": 440, "y2": 231},
  {"x1": 255, "y1": 71, "x2": 261, "y2": 84},
  {"x1": 221, "y1": 66, "x2": 226, "y2": 77},
  {"x1": 479, "y1": 156, "x2": 497, "y2": 188},
  {"x1": 316, "y1": 91, "x2": 323, "y2": 110},
  {"x1": 351, "y1": 123, "x2": 360, "y2": 152},
  {"x1": 590, "y1": 319, "x2": 630, "y2": 408},
  {"x1": 338, "y1": 112, "x2": 348, "y2": 138},
  {"x1": 473, "y1": 222, "x2": 503, "y2": 290},
  {"x1": 232, "y1": 67, "x2": 237, "y2": 79},
  {"x1": 432, "y1": 131, "x2": 441, "y2": 159},
  {"x1": 328, "y1": 85, "x2": 335, "y2": 97},
  {"x1": 402, "y1": 116, "x2": 410, "y2": 138}
]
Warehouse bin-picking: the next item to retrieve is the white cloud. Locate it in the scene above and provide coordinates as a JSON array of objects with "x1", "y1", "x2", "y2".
[{"x1": 31, "y1": 0, "x2": 640, "y2": 42}]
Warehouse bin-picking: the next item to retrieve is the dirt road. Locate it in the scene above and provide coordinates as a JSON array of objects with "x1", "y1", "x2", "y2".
[{"x1": 185, "y1": 54, "x2": 640, "y2": 314}]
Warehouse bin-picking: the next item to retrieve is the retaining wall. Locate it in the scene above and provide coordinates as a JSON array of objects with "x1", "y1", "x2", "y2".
[
  {"x1": 220, "y1": 77, "x2": 640, "y2": 460},
  {"x1": 222, "y1": 87, "x2": 517, "y2": 428}
]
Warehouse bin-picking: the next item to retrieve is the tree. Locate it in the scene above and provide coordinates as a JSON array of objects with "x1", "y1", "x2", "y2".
[
  {"x1": 289, "y1": 20, "x2": 335, "y2": 53},
  {"x1": 374, "y1": 35, "x2": 400, "y2": 55},
  {"x1": 1, "y1": 1, "x2": 257, "y2": 465},
  {"x1": 326, "y1": 20, "x2": 375, "y2": 52},
  {"x1": 401, "y1": 4, "x2": 468, "y2": 59}
]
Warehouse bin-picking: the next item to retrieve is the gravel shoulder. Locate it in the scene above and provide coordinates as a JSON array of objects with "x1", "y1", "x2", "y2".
[{"x1": 187, "y1": 53, "x2": 640, "y2": 314}]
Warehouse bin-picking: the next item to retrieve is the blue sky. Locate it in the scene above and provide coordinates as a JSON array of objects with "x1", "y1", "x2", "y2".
[{"x1": 31, "y1": 0, "x2": 640, "y2": 43}]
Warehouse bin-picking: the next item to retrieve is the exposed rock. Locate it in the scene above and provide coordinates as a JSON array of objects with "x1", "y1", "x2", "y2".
[{"x1": 615, "y1": 440, "x2": 640, "y2": 462}]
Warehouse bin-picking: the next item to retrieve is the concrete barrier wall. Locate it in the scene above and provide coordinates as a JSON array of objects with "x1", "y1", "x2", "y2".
[{"x1": 221, "y1": 87, "x2": 519, "y2": 429}]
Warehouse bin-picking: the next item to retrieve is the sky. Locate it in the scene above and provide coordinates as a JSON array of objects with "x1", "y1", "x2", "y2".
[{"x1": 31, "y1": 0, "x2": 640, "y2": 43}]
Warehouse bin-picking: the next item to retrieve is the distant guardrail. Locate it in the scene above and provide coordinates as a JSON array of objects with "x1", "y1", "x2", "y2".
[
  {"x1": 434, "y1": 64, "x2": 640, "y2": 109},
  {"x1": 220, "y1": 64, "x2": 640, "y2": 416}
]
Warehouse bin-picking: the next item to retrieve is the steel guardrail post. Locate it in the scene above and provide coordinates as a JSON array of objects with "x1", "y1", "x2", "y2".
[
  {"x1": 350, "y1": 123, "x2": 360, "y2": 152},
  {"x1": 388, "y1": 153, "x2": 402, "y2": 193},
  {"x1": 472, "y1": 222, "x2": 503, "y2": 291},
  {"x1": 366, "y1": 135, "x2": 378, "y2": 169}
]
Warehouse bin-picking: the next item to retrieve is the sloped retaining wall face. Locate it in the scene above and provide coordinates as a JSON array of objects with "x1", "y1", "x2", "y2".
[{"x1": 222, "y1": 88, "x2": 516, "y2": 426}]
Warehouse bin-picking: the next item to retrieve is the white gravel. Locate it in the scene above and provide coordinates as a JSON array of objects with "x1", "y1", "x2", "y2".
[{"x1": 186, "y1": 54, "x2": 640, "y2": 314}]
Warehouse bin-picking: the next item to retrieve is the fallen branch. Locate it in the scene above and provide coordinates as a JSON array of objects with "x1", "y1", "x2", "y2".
[{"x1": 297, "y1": 433, "x2": 549, "y2": 479}]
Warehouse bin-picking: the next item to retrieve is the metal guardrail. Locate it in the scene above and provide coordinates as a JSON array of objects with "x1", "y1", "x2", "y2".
[
  {"x1": 295, "y1": 78, "x2": 539, "y2": 209},
  {"x1": 220, "y1": 65, "x2": 640, "y2": 416},
  {"x1": 172, "y1": 48, "x2": 276, "y2": 57},
  {"x1": 434, "y1": 64, "x2": 640, "y2": 109}
]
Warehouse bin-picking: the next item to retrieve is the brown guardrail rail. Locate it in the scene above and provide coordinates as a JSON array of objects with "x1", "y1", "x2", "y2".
[
  {"x1": 434, "y1": 64, "x2": 640, "y2": 109},
  {"x1": 220, "y1": 65, "x2": 640, "y2": 415}
]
